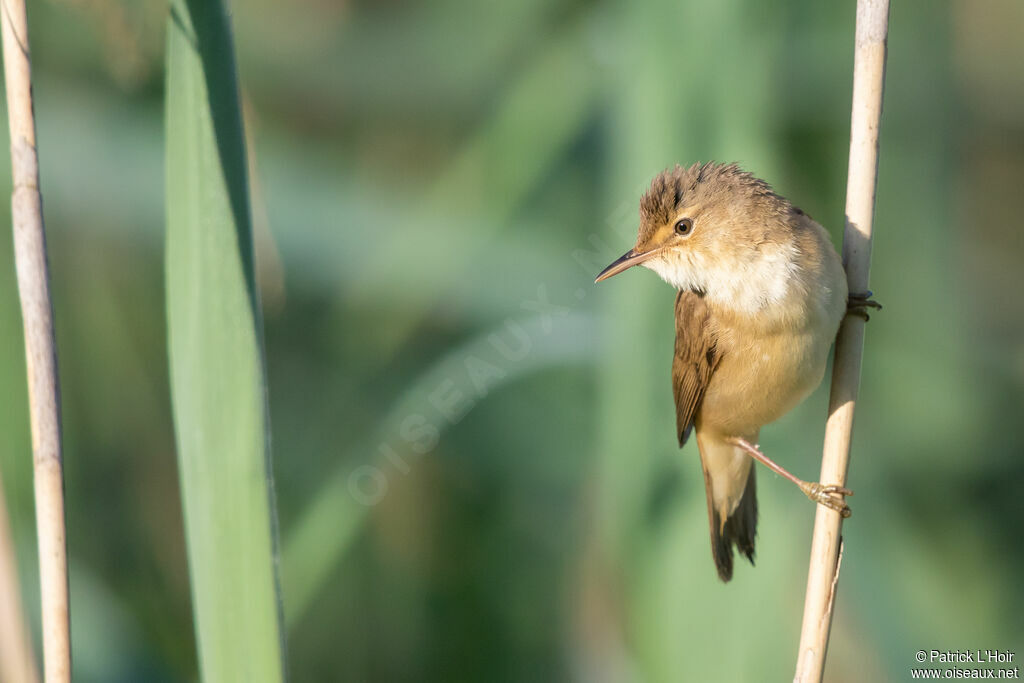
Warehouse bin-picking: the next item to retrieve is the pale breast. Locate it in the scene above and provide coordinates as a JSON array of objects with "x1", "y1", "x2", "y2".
[{"x1": 696, "y1": 282, "x2": 844, "y2": 440}]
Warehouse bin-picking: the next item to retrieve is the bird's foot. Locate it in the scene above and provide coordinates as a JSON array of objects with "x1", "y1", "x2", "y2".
[
  {"x1": 846, "y1": 291, "x2": 882, "y2": 321},
  {"x1": 799, "y1": 481, "x2": 853, "y2": 518},
  {"x1": 729, "y1": 437, "x2": 855, "y2": 517}
]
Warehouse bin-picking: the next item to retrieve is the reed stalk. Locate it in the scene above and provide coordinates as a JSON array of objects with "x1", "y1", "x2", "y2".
[
  {"x1": 0, "y1": 0, "x2": 71, "y2": 680},
  {"x1": 794, "y1": 1, "x2": 890, "y2": 681},
  {"x1": 0, "y1": 467, "x2": 40, "y2": 683}
]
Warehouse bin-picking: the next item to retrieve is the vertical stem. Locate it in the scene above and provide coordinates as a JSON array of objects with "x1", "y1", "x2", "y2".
[
  {"x1": 0, "y1": 468, "x2": 40, "y2": 683},
  {"x1": 793, "y1": 2, "x2": 889, "y2": 682},
  {"x1": 0, "y1": 1, "x2": 71, "y2": 681}
]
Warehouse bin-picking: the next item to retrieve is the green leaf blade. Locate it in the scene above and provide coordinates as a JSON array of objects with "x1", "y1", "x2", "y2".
[{"x1": 165, "y1": 2, "x2": 285, "y2": 681}]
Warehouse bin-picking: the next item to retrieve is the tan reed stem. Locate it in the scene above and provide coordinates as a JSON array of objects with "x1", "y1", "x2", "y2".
[
  {"x1": 793, "y1": 1, "x2": 889, "y2": 681},
  {"x1": 0, "y1": 467, "x2": 40, "y2": 683},
  {"x1": 1, "y1": 0, "x2": 71, "y2": 680}
]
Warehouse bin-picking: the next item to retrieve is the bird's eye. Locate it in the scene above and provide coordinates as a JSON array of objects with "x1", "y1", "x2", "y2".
[{"x1": 674, "y1": 218, "x2": 693, "y2": 235}]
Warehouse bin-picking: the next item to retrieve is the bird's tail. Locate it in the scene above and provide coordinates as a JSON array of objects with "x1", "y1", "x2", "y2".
[{"x1": 696, "y1": 433, "x2": 758, "y2": 582}]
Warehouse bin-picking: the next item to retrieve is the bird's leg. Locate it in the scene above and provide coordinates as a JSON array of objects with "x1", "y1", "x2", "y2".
[
  {"x1": 727, "y1": 437, "x2": 853, "y2": 518},
  {"x1": 846, "y1": 290, "x2": 882, "y2": 322}
]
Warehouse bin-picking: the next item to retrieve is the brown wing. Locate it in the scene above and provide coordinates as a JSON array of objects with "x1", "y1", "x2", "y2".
[
  {"x1": 673, "y1": 292, "x2": 754, "y2": 581},
  {"x1": 672, "y1": 290, "x2": 719, "y2": 446}
]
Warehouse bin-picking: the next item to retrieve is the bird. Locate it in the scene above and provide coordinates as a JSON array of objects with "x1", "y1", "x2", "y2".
[{"x1": 595, "y1": 162, "x2": 878, "y2": 581}]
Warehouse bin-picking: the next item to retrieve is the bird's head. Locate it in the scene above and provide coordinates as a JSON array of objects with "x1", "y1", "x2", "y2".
[{"x1": 595, "y1": 162, "x2": 806, "y2": 313}]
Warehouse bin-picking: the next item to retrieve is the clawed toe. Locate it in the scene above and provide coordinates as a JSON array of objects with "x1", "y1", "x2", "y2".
[
  {"x1": 847, "y1": 290, "x2": 882, "y2": 321},
  {"x1": 820, "y1": 484, "x2": 853, "y2": 497},
  {"x1": 800, "y1": 482, "x2": 853, "y2": 518}
]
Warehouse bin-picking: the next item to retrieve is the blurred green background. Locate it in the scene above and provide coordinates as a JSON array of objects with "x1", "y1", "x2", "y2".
[{"x1": 1, "y1": 0, "x2": 1022, "y2": 681}]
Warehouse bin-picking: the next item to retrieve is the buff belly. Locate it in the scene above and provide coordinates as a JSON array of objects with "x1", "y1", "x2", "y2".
[{"x1": 698, "y1": 323, "x2": 833, "y2": 439}]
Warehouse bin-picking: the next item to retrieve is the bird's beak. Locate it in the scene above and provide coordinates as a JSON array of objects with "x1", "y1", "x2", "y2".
[{"x1": 594, "y1": 248, "x2": 657, "y2": 283}]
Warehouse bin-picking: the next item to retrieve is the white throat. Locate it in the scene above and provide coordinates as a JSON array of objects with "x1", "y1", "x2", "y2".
[{"x1": 643, "y1": 243, "x2": 802, "y2": 315}]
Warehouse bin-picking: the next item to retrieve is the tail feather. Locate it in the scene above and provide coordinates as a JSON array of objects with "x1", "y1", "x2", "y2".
[
  {"x1": 709, "y1": 467, "x2": 757, "y2": 581},
  {"x1": 700, "y1": 454, "x2": 757, "y2": 581},
  {"x1": 696, "y1": 431, "x2": 759, "y2": 582}
]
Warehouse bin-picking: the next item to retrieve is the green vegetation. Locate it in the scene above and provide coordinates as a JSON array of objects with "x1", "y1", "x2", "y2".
[
  {"x1": 165, "y1": 1, "x2": 284, "y2": 680},
  {"x1": 0, "y1": 0, "x2": 1020, "y2": 680}
]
